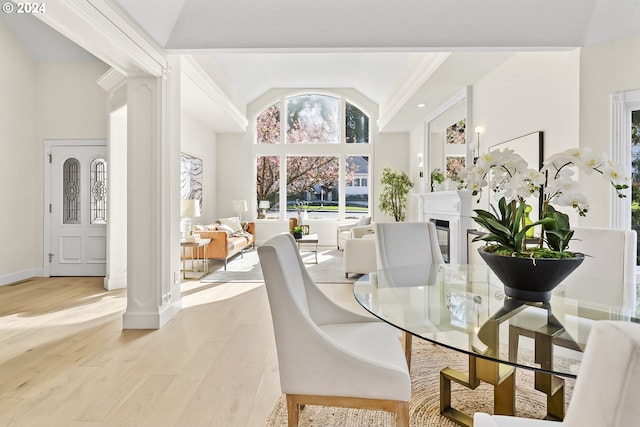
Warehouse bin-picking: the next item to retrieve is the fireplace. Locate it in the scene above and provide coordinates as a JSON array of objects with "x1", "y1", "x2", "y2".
[
  {"x1": 415, "y1": 190, "x2": 474, "y2": 264},
  {"x1": 431, "y1": 219, "x2": 450, "y2": 263}
]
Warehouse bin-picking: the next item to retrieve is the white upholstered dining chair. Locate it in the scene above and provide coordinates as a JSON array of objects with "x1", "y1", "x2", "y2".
[
  {"x1": 474, "y1": 320, "x2": 640, "y2": 426},
  {"x1": 374, "y1": 221, "x2": 445, "y2": 367},
  {"x1": 258, "y1": 233, "x2": 411, "y2": 426},
  {"x1": 375, "y1": 221, "x2": 445, "y2": 269},
  {"x1": 509, "y1": 227, "x2": 637, "y2": 359}
]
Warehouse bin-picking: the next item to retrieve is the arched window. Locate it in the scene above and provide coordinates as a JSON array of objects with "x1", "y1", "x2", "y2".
[{"x1": 255, "y1": 93, "x2": 372, "y2": 221}]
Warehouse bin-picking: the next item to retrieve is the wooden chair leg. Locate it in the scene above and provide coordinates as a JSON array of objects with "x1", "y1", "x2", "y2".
[
  {"x1": 396, "y1": 400, "x2": 410, "y2": 427},
  {"x1": 403, "y1": 332, "x2": 412, "y2": 371},
  {"x1": 286, "y1": 394, "x2": 299, "y2": 427}
]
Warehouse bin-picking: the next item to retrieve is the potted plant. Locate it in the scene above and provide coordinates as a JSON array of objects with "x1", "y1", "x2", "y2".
[
  {"x1": 430, "y1": 168, "x2": 445, "y2": 192},
  {"x1": 460, "y1": 147, "x2": 629, "y2": 301},
  {"x1": 379, "y1": 168, "x2": 414, "y2": 222},
  {"x1": 292, "y1": 225, "x2": 304, "y2": 239}
]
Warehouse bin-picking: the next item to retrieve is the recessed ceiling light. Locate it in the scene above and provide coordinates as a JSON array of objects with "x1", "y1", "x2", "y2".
[{"x1": 417, "y1": 103, "x2": 427, "y2": 108}]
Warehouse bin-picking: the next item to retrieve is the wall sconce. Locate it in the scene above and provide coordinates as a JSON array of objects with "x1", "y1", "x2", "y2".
[
  {"x1": 258, "y1": 200, "x2": 270, "y2": 219},
  {"x1": 418, "y1": 152, "x2": 424, "y2": 178},
  {"x1": 473, "y1": 126, "x2": 484, "y2": 163}
]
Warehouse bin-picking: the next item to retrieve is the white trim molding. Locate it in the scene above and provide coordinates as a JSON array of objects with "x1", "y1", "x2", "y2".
[
  {"x1": 611, "y1": 89, "x2": 640, "y2": 229},
  {"x1": 378, "y1": 52, "x2": 451, "y2": 131},
  {"x1": 15, "y1": 0, "x2": 168, "y2": 76}
]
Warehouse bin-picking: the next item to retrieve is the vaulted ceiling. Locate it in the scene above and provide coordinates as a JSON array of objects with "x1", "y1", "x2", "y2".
[{"x1": 4, "y1": 0, "x2": 640, "y2": 132}]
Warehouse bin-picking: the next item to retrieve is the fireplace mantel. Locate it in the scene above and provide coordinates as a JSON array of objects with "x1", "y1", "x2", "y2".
[{"x1": 414, "y1": 190, "x2": 475, "y2": 264}]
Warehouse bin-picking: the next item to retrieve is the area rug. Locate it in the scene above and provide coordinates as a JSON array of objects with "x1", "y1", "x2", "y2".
[
  {"x1": 201, "y1": 247, "x2": 356, "y2": 284},
  {"x1": 265, "y1": 339, "x2": 575, "y2": 426}
]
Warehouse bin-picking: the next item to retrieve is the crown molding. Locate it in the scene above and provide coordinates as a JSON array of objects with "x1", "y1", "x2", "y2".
[
  {"x1": 97, "y1": 67, "x2": 126, "y2": 91},
  {"x1": 182, "y1": 55, "x2": 248, "y2": 132},
  {"x1": 377, "y1": 52, "x2": 450, "y2": 131},
  {"x1": 15, "y1": 0, "x2": 168, "y2": 76}
]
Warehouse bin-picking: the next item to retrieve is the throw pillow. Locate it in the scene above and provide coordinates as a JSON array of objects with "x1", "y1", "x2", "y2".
[
  {"x1": 219, "y1": 217, "x2": 243, "y2": 232},
  {"x1": 217, "y1": 223, "x2": 234, "y2": 236},
  {"x1": 358, "y1": 216, "x2": 371, "y2": 226}
]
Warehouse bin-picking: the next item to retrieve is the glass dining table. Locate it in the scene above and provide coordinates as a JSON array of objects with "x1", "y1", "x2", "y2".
[{"x1": 353, "y1": 263, "x2": 639, "y2": 426}]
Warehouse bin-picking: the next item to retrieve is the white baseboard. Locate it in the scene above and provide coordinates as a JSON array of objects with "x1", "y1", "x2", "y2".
[
  {"x1": 122, "y1": 302, "x2": 176, "y2": 330},
  {"x1": 104, "y1": 273, "x2": 127, "y2": 290},
  {"x1": 0, "y1": 268, "x2": 44, "y2": 286}
]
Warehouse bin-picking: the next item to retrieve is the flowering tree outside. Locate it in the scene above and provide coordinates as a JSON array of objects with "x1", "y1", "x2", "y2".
[
  {"x1": 630, "y1": 110, "x2": 640, "y2": 263},
  {"x1": 286, "y1": 95, "x2": 339, "y2": 144},
  {"x1": 255, "y1": 94, "x2": 369, "y2": 219}
]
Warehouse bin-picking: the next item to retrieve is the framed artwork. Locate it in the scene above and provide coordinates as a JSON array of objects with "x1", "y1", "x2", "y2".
[
  {"x1": 489, "y1": 131, "x2": 544, "y2": 220},
  {"x1": 446, "y1": 119, "x2": 466, "y2": 144},
  {"x1": 445, "y1": 155, "x2": 465, "y2": 180},
  {"x1": 180, "y1": 153, "x2": 203, "y2": 210}
]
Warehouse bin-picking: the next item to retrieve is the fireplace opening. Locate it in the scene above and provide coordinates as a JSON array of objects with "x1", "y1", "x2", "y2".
[{"x1": 431, "y1": 219, "x2": 450, "y2": 263}]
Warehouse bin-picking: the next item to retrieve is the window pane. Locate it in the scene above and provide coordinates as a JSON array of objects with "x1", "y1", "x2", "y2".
[
  {"x1": 287, "y1": 156, "x2": 339, "y2": 220},
  {"x1": 256, "y1": 103, "x2": 281, "y2": 144},
  {"x1": 63, "y1": 158, "x2": 81, "y2": 224},
  {"x1": 286, "y1": 95, "x2": 339, "y2": 144},
  {"x1": 345, "y1": 102, "x2": 369, "y2": 143},
  {"x1": 90, "y1": 158, "x2": 107, "y2": 224},
  {"x1": 631, "y1": 109, "x2": 640, "y2": 264},
  {"x1": 345, "y1": 156, "x2": 369, "y2": 219},
  {"x1": 256, "y1": 156, "x2": 280, "y2": 218}
]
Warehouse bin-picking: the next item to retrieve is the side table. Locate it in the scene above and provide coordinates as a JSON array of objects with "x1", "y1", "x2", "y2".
[
  {"x1": 295, "y1": 233, "x2": 319, "y2": 264},
  {"x1": 180, "y1": 238, "x2": 211, "y2": 279}
]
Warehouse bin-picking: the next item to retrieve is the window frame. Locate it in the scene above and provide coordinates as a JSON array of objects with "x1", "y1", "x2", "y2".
[{"x1": 253, "y1": 91, "x2": 373, "y2": 221}]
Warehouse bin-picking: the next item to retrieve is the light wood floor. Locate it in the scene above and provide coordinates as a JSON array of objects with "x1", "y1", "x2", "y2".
[{"x1": 0, "y1": 276, "x2": 366, "y2": 427}]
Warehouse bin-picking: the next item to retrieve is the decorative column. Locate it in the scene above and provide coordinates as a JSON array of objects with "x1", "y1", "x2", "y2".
[{"x1": 123, "y1": 59, "x2": 181, "y2": 329}]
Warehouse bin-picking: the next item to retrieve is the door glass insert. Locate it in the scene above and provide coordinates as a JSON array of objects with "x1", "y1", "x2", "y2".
[
  {"x1": 63, "y1": 158, "x2": 81, "y2": 224},
  {"x1": 90, "y1": 158, "x2": 107, "y2": 224}
]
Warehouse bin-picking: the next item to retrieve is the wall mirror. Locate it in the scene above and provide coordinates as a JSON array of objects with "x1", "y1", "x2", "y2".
[
  {"x1": 489, "y1": 131, "x2": 544, "y2": 220},
  {"x1": 425, "y1": 87, "x2": 472, "y2": 190}
]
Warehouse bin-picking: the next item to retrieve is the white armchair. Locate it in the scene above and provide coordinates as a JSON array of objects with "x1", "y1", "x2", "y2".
[
  {"x1": 336, "y1": 216, "x2": 372, "y2": 249},
  {"x1": 475, "y1": 321, "x2": 640, "y2": 426},
  {"x1": 258, "y1": 234, "x2": 411, "y2": 426},
  {"x1": 343, "y1": 234, "x2": 377, "y2": 278}
]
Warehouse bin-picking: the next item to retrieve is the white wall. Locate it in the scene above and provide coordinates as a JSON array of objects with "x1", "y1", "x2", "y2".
[
  {"x1": 375, "y1": 132, "x2": 411, "y2": 223},
  {"x1": 579, "y1": 35, "x2": 640, "y2": 226},
  {"x1": 0, "y1": 19, "x2": 108, "y2": 284},
  {"x1": 472, "y1": 50, "x2": 581, "y2": 217},
  {"x1": 180, "y1": 113, "x2": 218, "y2": 224},
  {"x1": 473, "y1": 51, "x2": 580, "y2": 156},
  {"x1": 408, "y1": 124, "x2": 427, "y2": 221},
  {"x1": 0, "y1": 18, "x2": 38, "y2": 282}
]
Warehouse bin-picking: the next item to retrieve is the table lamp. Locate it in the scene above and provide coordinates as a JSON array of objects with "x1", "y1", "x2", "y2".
[
  {"x1": 258, "y1": 200, "x2": 270, "y2": 218},
  {"x1": 180, "y1": 199, "x2": 201, "y2": 239},
  {"x1": 232, "y1": 199, "x2": 248, "y2": 220}
]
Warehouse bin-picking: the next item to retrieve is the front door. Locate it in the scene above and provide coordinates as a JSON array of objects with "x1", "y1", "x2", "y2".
[{"x1": 49, "y1": 144, "x2": 107, "y2": 276}]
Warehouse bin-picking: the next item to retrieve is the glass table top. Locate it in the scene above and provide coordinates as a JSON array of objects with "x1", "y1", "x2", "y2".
[{"x1": 353, "y1": 264, "x2": 639, "y2": 378}]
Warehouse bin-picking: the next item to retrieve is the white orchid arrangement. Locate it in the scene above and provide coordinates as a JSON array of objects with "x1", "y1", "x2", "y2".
[{"x1": 460, "y1": 147, "x2": 629, "y2": 257}]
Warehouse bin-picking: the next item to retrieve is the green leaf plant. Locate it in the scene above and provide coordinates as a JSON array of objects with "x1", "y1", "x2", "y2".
[{"x1": 461, "y1": 147, "x2": 629, "y2": 259}]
